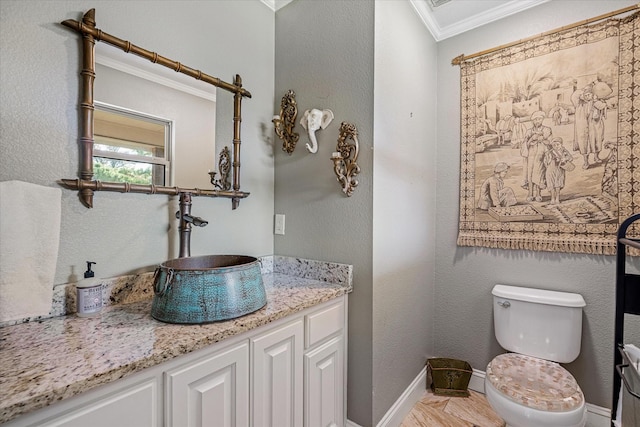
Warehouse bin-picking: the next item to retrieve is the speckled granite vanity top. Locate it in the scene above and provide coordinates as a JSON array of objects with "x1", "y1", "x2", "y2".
[{"x1": 0, "y1": 256, "x2": 352, "y2": 424}]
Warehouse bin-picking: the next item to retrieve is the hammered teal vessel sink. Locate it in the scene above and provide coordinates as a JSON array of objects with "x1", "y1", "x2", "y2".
[{"x1": 151, "y1": 255, "x2": 267, "y2": 324}]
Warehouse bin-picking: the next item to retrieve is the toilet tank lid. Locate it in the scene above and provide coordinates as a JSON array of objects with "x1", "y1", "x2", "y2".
[{"x1": 492, "y1": 284, "x2": 586, "y2": 307}]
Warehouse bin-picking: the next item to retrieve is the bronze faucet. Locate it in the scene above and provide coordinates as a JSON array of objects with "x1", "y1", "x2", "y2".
[{"x1": 176, "y1": 192, "x2": 208, "y2": 258}]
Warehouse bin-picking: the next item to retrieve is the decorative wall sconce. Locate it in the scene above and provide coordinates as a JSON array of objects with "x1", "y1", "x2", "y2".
[
  {"x1": 300, "y1": 108, "x2": 334, "y2": 154},
  {"x1": 208, "y1": 146, "x2": 231, "y2": 191},
  {"x1": 331, "y1": 122, "x2": 360, "y2": 197},
  {"x1": 272, "y1": 90, "x2": 299, "y2": 155}
]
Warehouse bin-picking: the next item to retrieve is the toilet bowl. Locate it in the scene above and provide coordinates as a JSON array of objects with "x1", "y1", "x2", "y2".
[
  {"x1": 485, "y1": 353, "x2": 586, "y2": 427},
  {"x1": 487, "y1": 285, "x2": 587, "y2": 427}
]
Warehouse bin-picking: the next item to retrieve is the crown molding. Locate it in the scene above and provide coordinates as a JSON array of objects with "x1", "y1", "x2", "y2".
[
  {"x1": 260, "y1": 0, "x2": 294, "y2": 12},
  {"x1": 95, "y1": 44, "x2": 216, "y2": 102},
  {"x1": 263, "y1": 0, "x2": 549, "y2": 41},
  {"x1": 428, "y1": 0, "x2": 452, "y2": 7},
  {"x1": 260, "y1": 0, "x2": 276, "y2": 11},
  {"x1": 410, "y1": 0, "x2": 550, "y2": 41}
]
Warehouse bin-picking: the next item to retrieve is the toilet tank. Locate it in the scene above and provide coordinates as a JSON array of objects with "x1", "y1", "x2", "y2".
[{"x1": 492, "y1": 284, "x2": 586, "y2": 363}]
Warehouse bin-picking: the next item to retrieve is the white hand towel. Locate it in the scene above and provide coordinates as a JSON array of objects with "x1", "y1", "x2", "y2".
[{"x1": 0, "y1": 181, "x2": 61, "y2": 322}]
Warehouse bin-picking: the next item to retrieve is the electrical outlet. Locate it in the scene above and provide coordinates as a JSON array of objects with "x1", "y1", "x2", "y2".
[{"x1": 275, "y1": 214, "x2": 285, "y2": 235}]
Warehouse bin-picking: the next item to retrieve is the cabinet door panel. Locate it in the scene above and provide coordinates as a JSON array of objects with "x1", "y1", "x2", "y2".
[
  {"x1": 165, "y1": 341, "x2": 249, "y2": 427},
  {"x1": 40, "y1": 377, "x2": 158, "y2": 427},
  {"x1": 305, "y1": 336, "x2": 344, "y2": 427},
  {"x1": 252, "y1": 319, "x2": 304, "y2": 427}
]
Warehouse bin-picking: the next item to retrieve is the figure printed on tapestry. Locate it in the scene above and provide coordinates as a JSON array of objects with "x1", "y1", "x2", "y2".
[
  {"x1": 472, "y1": 36, "x2": 618, "y2": 225},
  {"x1": 477, "y1": 162, "x2": 517, "y2": 210}
]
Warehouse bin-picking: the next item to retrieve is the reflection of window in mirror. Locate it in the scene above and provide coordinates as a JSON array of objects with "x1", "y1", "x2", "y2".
[
  {"x1": 94, "y1": 103, "x2": 172, "y2": 185},
  {"x1": 94, "y1": 43, "x2": 217, "y2": 189}
]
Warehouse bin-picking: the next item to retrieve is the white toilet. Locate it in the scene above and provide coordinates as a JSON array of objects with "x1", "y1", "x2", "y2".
[{"x1": 485, "y1": 284, "x2": 588, "y2": 427}]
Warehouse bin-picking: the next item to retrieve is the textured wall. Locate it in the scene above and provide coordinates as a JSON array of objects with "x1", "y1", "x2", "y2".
[
  {"x1": 274, "y1": 1, "x2": 438, "y2": 424},
  {"x1": 372, "y1": 0, "x2": 437, "y2": 424},
  {"x1": 434, "y1": 0, "x2": 639, "y2": 409},
  {"x1": 273, "y1": 1, "x2": 375, "y2": 424},
  {"x1": 0, "y1": 1, "x2": 275, "y2": 284}
]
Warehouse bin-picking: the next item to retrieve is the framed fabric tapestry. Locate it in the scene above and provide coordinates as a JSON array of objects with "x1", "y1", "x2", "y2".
[{"x1": 455, "y1": 7, "x2": 639, "y2": 255}]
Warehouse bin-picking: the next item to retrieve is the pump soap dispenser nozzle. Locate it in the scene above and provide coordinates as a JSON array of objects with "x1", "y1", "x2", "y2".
[
  {"x1": 84, "y1": 261, "x2": 96, "y2": 279},
  {"x1": 76, "y1": 261, "x2": 102, "y2": 317}
]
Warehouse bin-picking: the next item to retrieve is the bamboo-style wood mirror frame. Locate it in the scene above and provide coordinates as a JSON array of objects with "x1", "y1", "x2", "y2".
[{"x1": 60, "y1": 8, "x2": 252, "y2": 209}]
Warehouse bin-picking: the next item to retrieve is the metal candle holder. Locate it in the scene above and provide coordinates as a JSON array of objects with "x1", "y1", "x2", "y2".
[
  {"x1": 272, "y1": 90, "x2": 299, "y2": 155},
  {"x1": 331, "y1": 122, "x2": 360, "y2": 197},
  {"x1": 208, "y1": 146, "x2": 232, "y2": 191}
]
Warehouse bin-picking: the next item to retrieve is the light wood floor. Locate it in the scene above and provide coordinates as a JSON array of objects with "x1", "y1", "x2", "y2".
[{"x1": 400, "y1": 389, "x2": 506, "y2": 427}]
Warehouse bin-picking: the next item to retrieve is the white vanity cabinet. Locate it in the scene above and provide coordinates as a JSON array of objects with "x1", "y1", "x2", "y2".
[
  {"x1": 166, "y1": 296, "x2": 346, "y2": 427},
  {"x1": 249, "y1": 296, "x2": 347, "y2": 427},
  {"x1": 165, "y1": 341, "x2": 250, "y2": 427},
  {"x1": 304, "y1": 298, "x2": 346, "y2": 427},
  {"x1": 3, "y1": 371, "x2": 162, "y2": 427},
  {"x1": 251, "y1": 318, "x2": 304, "y2": 426},
  {"x1": 37, "y1": 378, "x2": 160, "y2": 427},
  {"x1": 305, "y1": 336, "x2": 345, "y2": 427},
  {"x1": 3, "y1": 295, "x2": 347, "y2": 427}
]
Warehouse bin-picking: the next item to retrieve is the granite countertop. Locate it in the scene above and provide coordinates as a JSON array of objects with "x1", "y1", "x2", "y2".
[{"x1": 0, "y1": 256, "x2": 352, "y2": 424}]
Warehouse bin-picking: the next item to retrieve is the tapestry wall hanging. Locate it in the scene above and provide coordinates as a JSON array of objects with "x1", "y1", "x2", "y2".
[{"x1": 455, "y1": 8, "x2": 639, "y2": 255}]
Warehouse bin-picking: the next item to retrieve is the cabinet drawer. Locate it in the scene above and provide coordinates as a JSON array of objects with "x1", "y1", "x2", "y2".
[{"x1": 305, "y1": 300, "x2": 344, "y2": 349}]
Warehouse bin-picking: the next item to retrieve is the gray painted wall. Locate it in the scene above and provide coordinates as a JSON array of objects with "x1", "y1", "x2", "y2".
[
  {"x1": 435, "y1": 0, "x2": 640, "y2": 409},
  {"x1": 0, "y1": 1, "x2": 276, "y2": 284},
  {"x1": 273, "y1": 1, "x2": 375, "y2": 424},
  {"x1": 274, "y1": 1, "x2": 437, "y2": 425},
  {"x1": 373, "y1": 1, "x2": 437, "y2": 424}
]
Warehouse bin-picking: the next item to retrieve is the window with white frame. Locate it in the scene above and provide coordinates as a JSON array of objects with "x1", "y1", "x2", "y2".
[{"x1": 93, "y1": 102, "x2": 172, "y2": 186}]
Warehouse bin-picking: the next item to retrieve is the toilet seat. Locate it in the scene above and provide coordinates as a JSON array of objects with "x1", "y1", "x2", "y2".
[{"x1": 487, "y1": 353, "x2": 584, "y2": 412}]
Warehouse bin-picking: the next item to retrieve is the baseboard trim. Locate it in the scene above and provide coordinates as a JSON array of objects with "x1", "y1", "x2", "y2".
[
  {"x1": 585, "y1": 402, "x2": 613, "y2": 427},
  {"x1": 468, "y1": 368, "x2": 486, "y2": 393},
  {"x1": 362, "y1": 366, "x2": 612, "y2": 427},
  {"x1": 375, "y1": 367, "x2": 427, "y2": 427}
]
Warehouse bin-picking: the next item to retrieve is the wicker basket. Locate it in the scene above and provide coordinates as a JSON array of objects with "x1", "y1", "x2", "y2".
[{"x1": 427, "y1": 358, "x2": 472, "y2": 397}]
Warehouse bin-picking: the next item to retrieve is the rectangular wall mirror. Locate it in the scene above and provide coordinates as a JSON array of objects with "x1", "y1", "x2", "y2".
[{"x1": 60, "y1": 8, "x2": 252, "y2": 208}]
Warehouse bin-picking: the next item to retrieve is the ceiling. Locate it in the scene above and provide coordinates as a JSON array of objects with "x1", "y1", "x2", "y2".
[{"x1": 261, "y1": 0, "x2": 550, "y2": 41}]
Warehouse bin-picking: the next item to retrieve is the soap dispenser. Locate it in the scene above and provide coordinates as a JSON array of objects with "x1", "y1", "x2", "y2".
[{"x1": 76, "y1": 261, "x2": 103, "y2": 317}]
